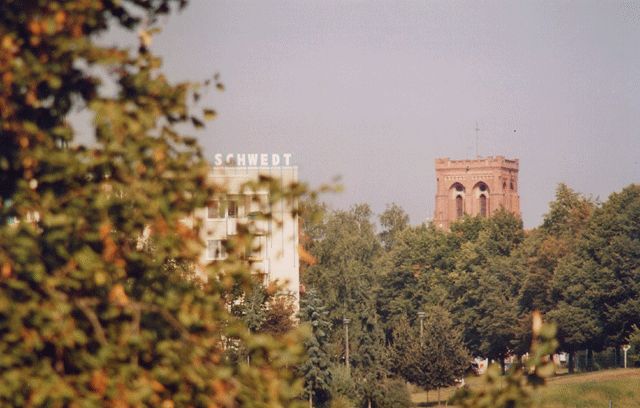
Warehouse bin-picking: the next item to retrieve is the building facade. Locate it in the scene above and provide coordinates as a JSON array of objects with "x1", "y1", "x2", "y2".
[
  {"x1": 434, "y1": 156, "x2": 520, "y2": 229},
  {"x1": 186, "y1": 165, "x2": 300, "y2": 303}
]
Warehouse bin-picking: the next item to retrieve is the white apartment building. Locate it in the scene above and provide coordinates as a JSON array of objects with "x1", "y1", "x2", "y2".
[{"x1": 190, "y1": 165, "x2": 300, "y2": 304}]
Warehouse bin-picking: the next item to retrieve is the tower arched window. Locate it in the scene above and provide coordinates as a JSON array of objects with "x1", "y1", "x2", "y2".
[
  {"x1": 479, "y1": 195, "x2": 487, "y2": 217},
  {"x1": 456, "y1": 195, "x2": 464, "y2": 218},
  {"x1": 450, "y1": 182, "x2": 466, "y2": 219}
]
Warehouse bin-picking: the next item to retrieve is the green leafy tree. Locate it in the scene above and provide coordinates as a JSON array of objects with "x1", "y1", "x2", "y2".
[
  {"x1": 515, "y1": 231, "x2": 560, "y2": 315},
  {"x1": 389, "y1": 316, "x2": 422, "y2": 384},
  {"x1": 541, "y1": 183, "x2": 594, "y2": 238},
  {"x1": 0, "y1": 1, "x2": 304, "y2": 406},
  {"x1": 328, "y1": 364, "x2": 357, "y2": 408},
  {"x1": 580, "y1": 185, "x2": 640, "y2": 347},
  {"x1": 231, "y1": 279, "x2": 270, "y2": 332},
  {"x1": 627, "y1": 325, "x2": 640, "y2": 367},
  {"x1": 304, "y1": 204, "x2": 382, "y2": 356},
  {"x1": 353, "y1": 309, "x2": 388, "y2": 408},
  {"x1": 449, "y1": 211, "x2": 524, "y2": 368},
  {"x1": 420, "y1": 307, "x2": 469, "y2": 406},
  {"x1": 298, "y1": 290, "x2": 333, "y2": 407},
  {"x1": 479, "y1": 209, "x2": 525, "y2": 258},
  {"x1": 549, "y1": 255, "x2": 605, "y2": 371},
  {"x1": 302, "y1": 204, "x2": 397, "y2": 408},
  {"x1": 449, "y1": 215, "x2": 487, "y2": 244},
  {"x1": 525, "y1": 184, "x2": 593, "y2": 313},
  {"x1": 476, "y1": 258, "x2": 521, "y2": 373},
  {"x1": 376, "y1": 223, "x2": 455, "y2": 347},
  {"x1": 549, "y1": 185, "x2": 639, "y2": 371},
  {"x1": 452, "y1": 313, "x2": 558, "y2": 408},
  {"x1": 391, "y1": 309, "x2": 469, "y2": 407},
  {"x1": 546, "y1": 301, "x2": 601, "y2": 373},
  {"x1": 298, "y1": 197, "x2": 328, "y2": 283},
  {"x1": 375, "y1": 378, "x2": 412, "y2": 408},
  {"x1": 378, "y1": 203, "x2": 409, "y2": 251},
  {"x1": 512, "y1": 184, "x2": 595, "y2": 360},
  {"x1": 376, "y1": 268, "x2": 423, "y2": 337}
]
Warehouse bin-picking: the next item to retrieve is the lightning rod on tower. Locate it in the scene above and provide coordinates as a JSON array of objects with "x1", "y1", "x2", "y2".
[{"x1": 475, "y1": 121, "x2": 480, "y2": 158}]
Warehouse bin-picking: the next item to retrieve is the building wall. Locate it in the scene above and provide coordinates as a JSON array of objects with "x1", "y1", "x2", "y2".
[
  {"x1": 186, "y1": 166, "x2": 300, "y2": 304},
  {"x1": 434, "y1": 156, "x2": 520, "y2": 229}
]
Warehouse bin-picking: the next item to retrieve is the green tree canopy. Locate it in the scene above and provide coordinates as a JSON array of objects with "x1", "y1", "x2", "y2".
[
  {"x1": 377, "y1": 223, "x2": 452, "y2": 335},
  {"x1": 392, "y1": 307, "x2": 469, "y2": 406},
  {"x1": 583, "y1": 185, "x2": 640, "y2": 346},
  {"x1": 352, "y1": 308, "x2": 388, "y2": 408},
  {"x1": 449, "y1": 211, "x2": 524, "y2": 364},
  {"x1": 298, "y1": 290, "x2": 333, "y2": 407},
  {"x1": 304, "y1": 204, "x2": 382, "y2": 345},
  {"x1": 378, "y1": 203, "x2": 409, "y2": 251}
]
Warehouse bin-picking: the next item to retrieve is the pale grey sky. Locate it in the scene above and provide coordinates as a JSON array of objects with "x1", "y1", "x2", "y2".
[{"x1": 110, "y1": 1, "x2": 640, "y2": 227}]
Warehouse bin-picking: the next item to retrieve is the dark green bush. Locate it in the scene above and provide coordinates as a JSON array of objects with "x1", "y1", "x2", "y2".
[{"x1": 374, "y1": 378, "x2": 412, "y2": 408}]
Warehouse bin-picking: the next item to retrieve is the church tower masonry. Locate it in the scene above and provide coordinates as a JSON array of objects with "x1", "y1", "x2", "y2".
[{"x1": 434, "y1": 156, "x2": 520, "y2": 229}]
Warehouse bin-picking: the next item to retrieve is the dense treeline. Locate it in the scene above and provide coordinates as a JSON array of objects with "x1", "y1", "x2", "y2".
[{"x1": 298, "y1": 183, "x2": 640, "y2": 407}]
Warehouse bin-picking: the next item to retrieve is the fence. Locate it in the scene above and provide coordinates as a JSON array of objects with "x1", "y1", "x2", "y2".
[{"x1": 568, "y1": 347, "x2": 640, "y2": 372}]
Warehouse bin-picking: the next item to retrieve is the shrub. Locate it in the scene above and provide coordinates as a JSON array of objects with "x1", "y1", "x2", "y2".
[
  {"x1": 375, "y1": 378, "x2": 412, "y2": 408},
  {"x1": 329, "y1": 395, "x2": 356, "y2": 408},
  {"x1": 330, "y1": 364, "x2": 357, "y2": 400}
]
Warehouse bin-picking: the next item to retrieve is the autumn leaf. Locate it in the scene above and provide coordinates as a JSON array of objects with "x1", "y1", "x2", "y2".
[
  {"x1": 203, "y1": 108, "x2": 217, "y2": 121},
  {"x1": 90, "y1": 370, "x2": 108, "y2": 395},
  {"x1": 109, "y1": 284, "x2": 129, "y2": 306},
  {"x1": 297, "y1": 244, "x2": 316, "y2": 266}
]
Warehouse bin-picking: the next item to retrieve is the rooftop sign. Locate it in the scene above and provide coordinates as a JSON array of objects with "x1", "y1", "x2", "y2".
[{"x1": 213, "y1": 153, "x2": 293, "y2": 167}]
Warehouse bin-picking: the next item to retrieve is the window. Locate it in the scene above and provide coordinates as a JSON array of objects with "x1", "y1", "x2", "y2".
[
  {"x1": 479, "y1": 195, "x2": 487, "y2": 218},
  {"x1": 206, "y1": 239, "x2": 226, "y2": 260},
  {"x1": 207, "y1": 200, "x2": 221, "y2": 219},
  {"x1": 208, "y1": 198, "x2": 241, "y2": 219},
  {"x1": 227, "y1": 199, "x2": 238, "y2": 218},
  {"x1": 456, "y1": 195, "x2": 464, "y2": 218}
]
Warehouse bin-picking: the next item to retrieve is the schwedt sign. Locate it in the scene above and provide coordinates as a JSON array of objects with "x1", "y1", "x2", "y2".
[{"x1": 213, "y1": 153, "x2": 293, "y2": 167}]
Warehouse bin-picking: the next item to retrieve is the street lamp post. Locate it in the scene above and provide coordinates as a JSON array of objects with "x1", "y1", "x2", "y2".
[
  {"x1": 623, "y1": 344, "x2": 631, "y2": 369},
  {"x1": 417, "y1": 311, "x2": 426, "y2": 345},
  {"x1": 343, "y1": 317, "x2": 351, "y2": 375}
]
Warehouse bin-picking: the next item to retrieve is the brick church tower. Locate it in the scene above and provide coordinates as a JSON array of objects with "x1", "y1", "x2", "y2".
[{"x1": 434, "y1": 156, "x2": 520, "y2": 229}]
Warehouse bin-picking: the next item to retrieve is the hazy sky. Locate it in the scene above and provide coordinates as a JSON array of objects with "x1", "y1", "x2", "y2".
[{"x1": 111, "y1": 1, "x2": 640, "y2": 227}]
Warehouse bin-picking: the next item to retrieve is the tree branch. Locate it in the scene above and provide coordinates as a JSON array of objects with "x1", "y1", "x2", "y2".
[{"x1": 74, "y1": 298, "x2": 107, "y2": 346}]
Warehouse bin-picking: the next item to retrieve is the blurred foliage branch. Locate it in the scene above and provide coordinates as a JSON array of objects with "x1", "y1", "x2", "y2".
[{"x1": 0, "y1": 1, "x2": 306, "y2": 406}]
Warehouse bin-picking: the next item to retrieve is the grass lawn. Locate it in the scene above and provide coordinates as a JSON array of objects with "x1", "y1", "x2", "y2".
[
  {"x1": 534, "y1": 369, "x2": 640, "y2": 408},
  {"x1": 411, "y1": 368, "x2": 640, "y2": 407}
]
